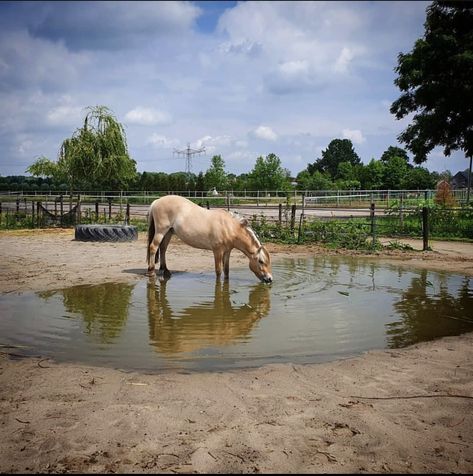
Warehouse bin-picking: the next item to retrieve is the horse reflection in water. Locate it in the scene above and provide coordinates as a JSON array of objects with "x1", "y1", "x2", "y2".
[{"x1": 147, "y1": 277, "x2": 271, "y2": 355}]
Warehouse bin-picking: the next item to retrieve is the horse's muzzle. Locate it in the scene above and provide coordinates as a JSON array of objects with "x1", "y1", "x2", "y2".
[{"x1": 261, "y1": 275, "x2": 273, "y2": 284}]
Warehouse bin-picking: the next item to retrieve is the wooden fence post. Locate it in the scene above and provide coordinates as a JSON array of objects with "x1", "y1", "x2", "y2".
[
  {"x1": 77, "y1": 194, "x2": 81, "y2": 224},
  {"x1": 37, "y1": 201, "x2": 41, "y2": 228},
  {"x1": 370, "y1": 201, "x2": 376, "y2": 247},
  {"x1": 278, "y1": 203, "x2": 282, "y2": 225},
  {"x1": 108, "y1": 198, "x2": 112, "y2": 221},
  {"x1": 126, "y1": 202, "x2": 130, "y2": 225},
  {"x1": 290, "y1": 204, "x2": 296, "y2": 234},
  {"x1": 422, "y1": 206, "x2": 429, "y2": 251},
  {"x1": 60, "y1": 195, "x2": 64, "y2": 227},
  {"x1": 95, "y1": 201, "x2": 99, "y2": 221}
]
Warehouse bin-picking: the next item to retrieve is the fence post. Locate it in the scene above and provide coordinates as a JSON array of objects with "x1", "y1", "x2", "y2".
[
  {"x1": 32, "y1": 201, "x2": 35, "y2": 225},
  {"x1": 126, "y1": 202, "x2": 130, "y2": 225},
  {"x1": 399, "y1": 194, "x2": 404, "y2": 230},
  {"x1": 60, "y1": 195, "x2": 64, "y2": 227},
  {"x1": 422, "y1": 206, "x2": 429, "y2": 251},
  {"x1": 37, "y1": 201, "x2": 41, "y2": 228},
  {"x1": 206, "y1": 201, "x2": 210, "y2": 209},
  {"x1": 0, "y1": 202, "x2": 2, "y2": 226},
  {"x1": 77, "y1": 194, "x2": 81, "y2": 224},
  {"x1": 108, "y1": 198, "x2": 112, "y2": 221},
  {"x1": 297, "y1": 212, "x2": 304, "y2": 243},
  {"x1": 370, "y1": 201, "x2": 376, "y2": 247},
  {"x1": 290, "y1": 204, "x2": 296, "y2": 235},
  {"x1": 95, "y1": 201, "x2": 99, "y2": 221},
  {"x1": 278, "y1": 203, "x2": 282, "y2": 225}
]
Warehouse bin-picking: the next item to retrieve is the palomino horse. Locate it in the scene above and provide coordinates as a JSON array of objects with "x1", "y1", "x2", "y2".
[{"x1": 146, "y1": 195, "x2": 273, "y2": 283}]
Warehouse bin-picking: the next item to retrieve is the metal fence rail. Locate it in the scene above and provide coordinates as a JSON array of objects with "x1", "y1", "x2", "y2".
[{"x1": 1, "y1": 192, "x2": 471, "y2": 250}]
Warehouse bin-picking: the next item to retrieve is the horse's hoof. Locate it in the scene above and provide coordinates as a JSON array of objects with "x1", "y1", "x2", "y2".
[{"x1": 157, "y1": 268, "x2": 172, "y2": 279}]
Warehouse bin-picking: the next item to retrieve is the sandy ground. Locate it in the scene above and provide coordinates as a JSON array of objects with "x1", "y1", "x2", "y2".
[{"x1": 0, "y1": 228, "x2": 473, "y2": 473}]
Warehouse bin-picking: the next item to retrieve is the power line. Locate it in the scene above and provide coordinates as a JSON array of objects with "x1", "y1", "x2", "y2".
[{"x1": 173, "y1": 143, "x2": 206, "y2": 179}]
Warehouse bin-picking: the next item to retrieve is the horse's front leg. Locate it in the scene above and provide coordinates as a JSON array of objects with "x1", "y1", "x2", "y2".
[
  {"x1": 223, "y1": 250, "x2": 231, "y2": 280},
  {"x1": 213, "y1": 249, "x2": 224, "y2": 280}
]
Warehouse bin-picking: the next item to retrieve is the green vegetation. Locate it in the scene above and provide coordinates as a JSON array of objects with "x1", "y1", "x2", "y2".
[
  {"x1": 390, "y1": 1, "x2": 473, "y2": 202},
  {"x1": 26, "y1": 106, "x2": 137, "y2": 191}
]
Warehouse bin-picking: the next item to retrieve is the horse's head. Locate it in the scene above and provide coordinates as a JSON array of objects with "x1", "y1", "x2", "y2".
[
  {"x1": 249, "y1": 245, "x2": 272, "y2": 284},
  {"x1": 234, "y1": 214, "x2": 273, "y2": 284}
]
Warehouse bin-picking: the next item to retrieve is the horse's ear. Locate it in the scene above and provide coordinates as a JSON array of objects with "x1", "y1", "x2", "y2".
[{"x1": 239, "y1": 217, "x2": 248, "y2": 227}]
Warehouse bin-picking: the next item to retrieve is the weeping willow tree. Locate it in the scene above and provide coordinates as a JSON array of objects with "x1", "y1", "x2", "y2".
[{"x1": 27, "y1": 105, "x2": 137, "y2": 190}]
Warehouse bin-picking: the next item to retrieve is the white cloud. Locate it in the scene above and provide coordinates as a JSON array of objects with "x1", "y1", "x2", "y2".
[
  {"x1": 342, "y1": 129, "x2": 366, "y2": 144},
  {"x1": 47, "y1": 101, "x2": 83, "y2": 126},
  {"x1": 334, "y1": 47, "x2": 355, "y2": 73},
  {"x1": 195, "y1": 135, "x2": 232, "y2": 153},
  {"x1": 252, "y1": 126, "x2": 278, "y2": 141},
  {"x1": 125, "y1": 107, "x2": 172, "y2": 126},
  {"x1": 146, "y1": 133, "x2": 179, "y2": 149}
]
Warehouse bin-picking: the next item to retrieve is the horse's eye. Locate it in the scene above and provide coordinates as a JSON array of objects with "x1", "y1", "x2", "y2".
[{"x1": 258, "y1": 259, "x2": 264, "y2": 265}]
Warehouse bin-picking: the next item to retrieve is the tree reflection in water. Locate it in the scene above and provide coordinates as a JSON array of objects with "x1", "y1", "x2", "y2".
[
  {"x1": 389, "y1": 271, "x2": 473, "y2": 348},
  {"x1": 147, "y1": 277, "x2": 271, "y2": 355},
  {"x1": 37, "y1": 282, "x2": 134, "y2": 343}
]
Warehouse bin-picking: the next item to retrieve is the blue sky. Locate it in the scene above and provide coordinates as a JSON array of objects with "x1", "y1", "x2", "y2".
[{"x1": 0, "y1": 0, "x2": 468, "y2": 179}]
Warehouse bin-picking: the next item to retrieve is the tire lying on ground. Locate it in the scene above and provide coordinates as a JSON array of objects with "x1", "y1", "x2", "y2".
[{"x1": 74, "y1": 224, "x2": 138, "y2": 242}]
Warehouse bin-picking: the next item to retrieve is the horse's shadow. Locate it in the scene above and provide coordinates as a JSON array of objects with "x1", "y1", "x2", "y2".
[{"x1": 122, "y1": 268, "x2": 188, "y2": 277}]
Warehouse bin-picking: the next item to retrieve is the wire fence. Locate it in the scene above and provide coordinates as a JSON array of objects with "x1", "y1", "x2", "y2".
[{"x1": 1, "y1": 190, "x2": 472, "y2": 249}]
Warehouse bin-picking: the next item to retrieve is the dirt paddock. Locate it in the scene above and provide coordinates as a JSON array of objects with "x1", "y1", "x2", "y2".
[{"x1": 0, "y1": 229, "x2": 472, "y2": 473}]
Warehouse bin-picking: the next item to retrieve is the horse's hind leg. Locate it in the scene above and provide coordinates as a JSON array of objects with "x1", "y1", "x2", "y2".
[
  {"x1": 148, "y1": 232, "x2": 166, "y2": 274},
  {"x1": 157, "y1": 229, "x2": 173, "y2": 279}
]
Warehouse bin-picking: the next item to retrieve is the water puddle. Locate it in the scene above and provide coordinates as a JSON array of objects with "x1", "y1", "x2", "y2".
[{"x1": 1, "y1": 256, "x2": 472, "y2": 372}]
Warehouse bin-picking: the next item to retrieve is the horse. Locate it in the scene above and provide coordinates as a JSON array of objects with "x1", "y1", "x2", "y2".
[{"x1": 146, "y1": 195, "x2": 272, "y2": 283}]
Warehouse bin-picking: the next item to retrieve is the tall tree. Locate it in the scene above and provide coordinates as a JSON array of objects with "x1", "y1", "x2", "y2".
[
  {"x1": 380, "y1": 146, "x2": 410, "y2": 164},
  {"x1": 27, "y1": 105, "x2": 137, "y2": 190},
  {"x1": 390, "y1": 1, "x2": 473, "y2": 201},
  {"x1": 308, "y1": 139, "x2": 361, "y2": 178},
  {"x1": 204, "y1": 155, "x2": 228, "y2": 191},
  {"x1": 248, "y1": 153, "x2": 289, "y2": 190}
]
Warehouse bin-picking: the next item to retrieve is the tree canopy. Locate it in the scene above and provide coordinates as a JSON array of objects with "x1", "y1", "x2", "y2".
[
  {"x1": 390, "y1": 1, "x2": 473, "y2": 163},
  {"x1": 204, "y1": 155, "x2": 228, "y2": 191},
  {"x1": 248, "y1": 153, "x2": 289, "y2": 190},
  {"x1": 27, "y1": 105, "x2": 137, "y2": 190},
  {"x1": 308, "y1": 139, "x2": 361, "y2": 178}
]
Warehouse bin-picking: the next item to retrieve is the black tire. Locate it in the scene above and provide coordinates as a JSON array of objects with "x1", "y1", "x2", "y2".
[{"x1": 74, "y1": 224, "x2": 138, "y2": 242}]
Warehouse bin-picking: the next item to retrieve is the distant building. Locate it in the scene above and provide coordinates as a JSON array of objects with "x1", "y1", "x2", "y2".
[{"x1": 451, "y1": 170, "x2": 469, "y2": 189}]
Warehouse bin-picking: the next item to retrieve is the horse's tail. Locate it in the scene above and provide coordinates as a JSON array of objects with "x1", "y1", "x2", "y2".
[{"x1": 146, "y1": 210, "x2": 155, "y2": 264}]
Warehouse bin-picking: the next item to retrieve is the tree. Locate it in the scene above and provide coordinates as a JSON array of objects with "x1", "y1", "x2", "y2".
[
  {"x1": 204, "y1": 155, "x2": 228, "y2": 191},
  {"x1": 402, "y1": 166, "x2": 436, "y2": 189},
  {"x1": 308, "y1": 139, "x2": 361, "y2": 178},
  {"x1": 296, "y1": 170, "x2": 334, "y2": 190},
  {"x1": 358, "y1": 159, "x2": 386, "y2": 190},
  {"x1": 380, "y1": 146, "x2": 410, "y2": 164},
  {"x1": 382, "y1": 156, "x2": 410, "y2": 189},
  {"x1": 27, "y1": 105, "x2": 137, "y2": 190},
  {"x1": 248, "y1": 153, "x2": 289, "y2": 190},
  {"x1": 390, "y1": 1, "x2": 473, "y2": 201}
]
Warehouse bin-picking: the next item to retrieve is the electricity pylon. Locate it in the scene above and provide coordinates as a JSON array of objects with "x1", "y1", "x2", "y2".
[{"x1": 173, "y1": 143, "x2": 206, "y2": 180}]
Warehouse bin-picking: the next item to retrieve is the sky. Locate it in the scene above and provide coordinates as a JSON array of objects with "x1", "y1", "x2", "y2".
[{"x1": 0, "y1": 0, "x2": 468, "y2": 179}]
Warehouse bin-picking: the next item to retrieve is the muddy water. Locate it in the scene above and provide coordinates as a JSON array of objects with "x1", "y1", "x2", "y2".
[{"x1": 1, "y1": 256, "x2": 472, "y2": 372}]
